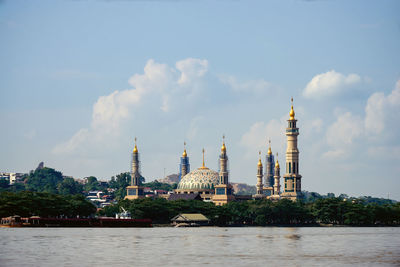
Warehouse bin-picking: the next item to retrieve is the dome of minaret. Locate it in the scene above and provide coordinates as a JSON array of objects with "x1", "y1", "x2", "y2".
[{"x1": 289, "y1": 97, "x2": 295, "y2": 120}]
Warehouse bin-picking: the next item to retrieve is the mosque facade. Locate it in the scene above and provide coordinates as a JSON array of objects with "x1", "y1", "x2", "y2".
[{"x1": 125, "y1": 100, "x2": 302, "y2": 203}]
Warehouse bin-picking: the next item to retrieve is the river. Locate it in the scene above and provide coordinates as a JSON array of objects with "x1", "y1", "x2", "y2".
[{"x1": 1, "y1": 227, "x2": 399, "y2": 266}]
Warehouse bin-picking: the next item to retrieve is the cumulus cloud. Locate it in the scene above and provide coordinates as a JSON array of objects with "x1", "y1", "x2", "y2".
[
  {"x1": 323, "y1": 79, "x2": 400, "y2": 159},
  {"x1": 176, "y1": 58, "x2": 208, "y2": 85},
  {"x1": 365, "y1": 79, "x2": 400, "y2": 135},
  {"x1": 53, "y1": 58, "x2": 209, "y2": 155},
  {"x1": 326, "y1": 112, "x2": 363, "y2": 148},
  {"x1": 303, "y1": 70, "x2": 361, "y2": 99},
  {"x1": 240, "y1": 118, "x2": 286, "y2": 158}
]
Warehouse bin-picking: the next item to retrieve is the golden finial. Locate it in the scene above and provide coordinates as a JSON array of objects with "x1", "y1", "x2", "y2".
[
  {"x1": 267, "y1": 138, "x2": 272, "y2": 155},
  {"x1": 275, "y1": 152, "x2": 280, "y2": 168},
  {"x1": 182, "y1": 141, "x2": 187, "y2": 157},
  {"x1": 221, "y1": 134, "x2": 226, "y2": 153},
  {"x1": 289, "y1": 97, "x2": 295, "y2": 120},
  {"x1": 258, "y1": 151, "x2": 262, "y2": 167},
  {"x1": 133, "y1": 137, "x2": 138, "y2": 153}
]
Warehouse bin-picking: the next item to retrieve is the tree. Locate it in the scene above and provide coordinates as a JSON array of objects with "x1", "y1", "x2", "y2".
[
  {"x1": 84, "y1": 176, "x2": 100, "y2": 191},
  {"x1": 57, "y1": 177, "x2": 83, "y2": 195},
  {"x1": 25, "y1": 167, "x2": 64, "y2": 194}
]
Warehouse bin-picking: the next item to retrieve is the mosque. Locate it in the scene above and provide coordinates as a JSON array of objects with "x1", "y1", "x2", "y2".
[{"x1": 125, "y1": 99, "x2": 302, "y2": 203}]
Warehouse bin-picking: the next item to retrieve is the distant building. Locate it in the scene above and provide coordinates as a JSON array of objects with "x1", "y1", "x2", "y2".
[
  {"x1": 0, "y1": 172, "x2": 25, "y2": 185},
  {"x1": 171, "y1": 213, "x2": 210, "y2": 226}
]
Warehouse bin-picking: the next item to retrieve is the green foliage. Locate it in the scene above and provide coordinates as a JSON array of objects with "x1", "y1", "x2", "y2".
[
  {"x1": 109, "y1": 172, "x2": 131, "y2": 200},
  {"x1": 97, "y1": 197, "x2": 400, "y2": 226},
  {"x1": 84, "y1": 176, "x2": 101, "y2": 191},
  {"x1": 25, "y1": 168, "x2": 64, "y2": 194},
  {"x1": 0, "y1": 191, "x2": 96, "y2": 218},
  {"x1": 57, "y1": 178, "x2": 84, "y2": 195}
]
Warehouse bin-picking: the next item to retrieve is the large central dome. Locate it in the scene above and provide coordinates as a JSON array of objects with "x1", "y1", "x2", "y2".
[{"x1": 177, "y1": 167, "x2": 219, "y2": 191}]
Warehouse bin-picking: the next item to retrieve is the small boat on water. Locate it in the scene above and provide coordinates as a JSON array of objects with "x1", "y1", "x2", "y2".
[{"x1": 1, "y1": 215, "x2": 152, "y2": 228}]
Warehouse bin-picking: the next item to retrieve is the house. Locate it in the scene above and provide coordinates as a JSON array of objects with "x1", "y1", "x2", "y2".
[{"x1": 171, "y1": 213, "x2": 210, "y2": 226}]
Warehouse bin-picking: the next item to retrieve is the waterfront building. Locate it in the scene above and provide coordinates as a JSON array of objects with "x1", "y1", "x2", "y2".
[
  {"x1": 281, "y1": 98, "x2": 302, "y2": 200},
  {"x1": 125, "y1": 138, "x2": 145, "y2": 200}
]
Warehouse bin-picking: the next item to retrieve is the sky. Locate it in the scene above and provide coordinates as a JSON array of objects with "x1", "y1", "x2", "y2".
[{"x1": 1, "y1": 0, "x2": 400, "y2": 199}]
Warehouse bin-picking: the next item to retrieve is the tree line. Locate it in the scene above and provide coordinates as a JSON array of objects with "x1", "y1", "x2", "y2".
[
  {"x1": 0, "y1": 191, "x2": 96, "y2": 218},
  {"x1": 98, "y1": 197, "x2": 400, "y2": 226}
]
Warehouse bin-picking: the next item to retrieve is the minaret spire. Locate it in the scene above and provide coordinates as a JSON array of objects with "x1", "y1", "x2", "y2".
[
  {"x1": 273, "y1": 152, "x2": 281, "y2": 197},
  {"x1": 282, "y1": 97, "x2": 302, "y2": 201},
  {"x1": 179, "y1": 141, "x2": 190, "y2": 180},
  {"x1": 264, "y1": 138, "x2": 275, "y2": 195},
  {"x1": 213, "y1": 135, "x2": 234, "y2": 205},
  {"x1": 125, "y1": 136, "x2": 145, "y2": 200},
  {"x1": 256, "y1": 151, "x2": 264, "y2": 196}
]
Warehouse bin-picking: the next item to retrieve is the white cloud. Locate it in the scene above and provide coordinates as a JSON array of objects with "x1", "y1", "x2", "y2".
[
  {"x1": 53, "y1": 58, "x2": 209, "y2": 155},
  {"x1": 176, "y1": 58, "x2": 208, "y2": 85},
  {"x1": 324, "y1": 112, "x2": 363, "y2": 159},
  {"x1": 326, "y1": 112, "x2": 363, "y2": 147},
  {"x1": 240, "y1": 118, "x2": 286, "y2": 158},
  {"x1": 365, "y1": 79, "x2": 400, "y2": 135},
  {"x1": 303, "y1": 70, "x2": 361, "y2": 99}
]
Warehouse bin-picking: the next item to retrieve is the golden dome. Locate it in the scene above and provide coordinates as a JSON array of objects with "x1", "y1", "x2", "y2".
[
  {"x1": 275, "y1": 152, "x2": 279, "y2": 168},
  {"x1": 258, "y1": 158, "x2": 262, "y2": 167},
  {"x1": 182, "y1": 149, "x2": 187, "y2": 157},
  {"x1": 289, "y1": 97, "x2": 295, "y2": 120},
  {"x1": 133, "y1": 137, "x2": 138, "y2": 153},
  {"x1": 268, "y1": 146, "x2": 272, "y2": 155},
  {"x1": 221, "y1": 143, "x2": 226, "y2": 153},
  {"x1": 289, "y1": 106, "x2": 295, "y2": 120}
]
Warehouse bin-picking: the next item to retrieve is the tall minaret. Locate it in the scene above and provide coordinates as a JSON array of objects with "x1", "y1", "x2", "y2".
[
  {"x1": 213, "y1": 135, "x2": 235, "y2": 205},
  {"x1": 219, "y1": 135, "x2": 228, "y2": 184},
  {"x1": 281, "y1": 98, "x2": 302, "y2": 201},
  {"x1": 265, "y1": 139, "x2": 275, "y2": 188},
  {"x1": 125, "y1": 137, "x2": 144, "y2": 200},
  {"x1": 179, "y1": 141, "x2": 190, "y2": 181},
  {"x1": 273, "y1": 153, "x2": 281, "y2": 196},
  {"x1": 131, "y1": 137, "x2": 140, "y2": 186},
  {"x1": 256, "y1": 151, "x2": 264, "y2": 195}
]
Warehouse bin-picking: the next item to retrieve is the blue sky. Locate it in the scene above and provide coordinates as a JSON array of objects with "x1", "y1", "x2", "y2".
[{"x1": 1, "y1": 0, "x2": 399, "y2": 199}]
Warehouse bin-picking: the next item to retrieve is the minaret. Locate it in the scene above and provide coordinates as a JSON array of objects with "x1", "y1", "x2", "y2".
[
  {"x1": 273, "y1": 153, "x2": 281, "y2": 196},
  {"x1": 131, "y1": 137, "x2": 140, "y2": 186},
  {"x1": 263, "y1": 139, "x2": 275, "y2": 196},
  {"x1": 219, "y1": 136, "x2": 228, "y2": 184},
  {"x1": 125, "y1": 137, "x2": 145, "y2": 200},
  {"x1": 213, "y1": 135, "x2": 235, "y2": 205},
  {"x1": 256, "y1": 151, "x2": 264, "y2": 195},
  {"x1": 179, "y1": 141, "x2": 190, "y2": 181},
  {"x1": 281, "y1": 98, "x2": 302, "y2": 201}
]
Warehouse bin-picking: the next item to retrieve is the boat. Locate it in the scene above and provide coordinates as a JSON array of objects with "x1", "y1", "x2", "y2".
[{"x1": 1, "y1": 215, "x2": 152, "y2": 228}]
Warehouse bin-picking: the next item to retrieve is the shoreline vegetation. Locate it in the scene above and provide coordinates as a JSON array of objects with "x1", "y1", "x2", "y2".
[
  {"x1": 1, "y1": 191, "x2": 399, "y2": 227},
  {"x1": 1, "y1": 167, "x2": 399, "y2": 227}
]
